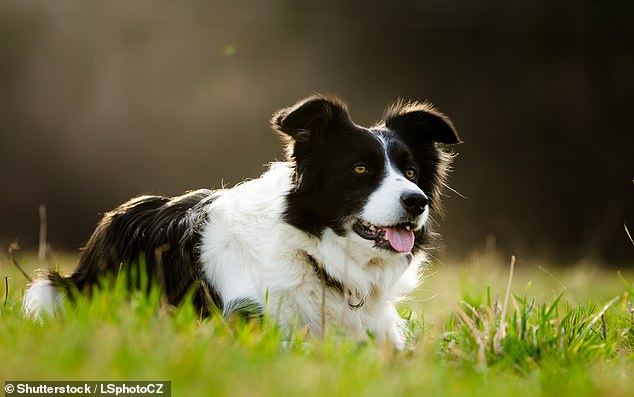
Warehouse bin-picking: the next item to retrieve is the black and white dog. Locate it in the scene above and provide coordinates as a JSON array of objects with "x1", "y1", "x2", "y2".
[{"x1": 24, "y1": 94, "x2": 460, "y2": 348}]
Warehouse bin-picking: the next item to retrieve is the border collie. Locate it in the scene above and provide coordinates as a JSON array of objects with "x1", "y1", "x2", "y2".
[{"x1": 24, "y1": 94, "x2": 460, "y2": 349}]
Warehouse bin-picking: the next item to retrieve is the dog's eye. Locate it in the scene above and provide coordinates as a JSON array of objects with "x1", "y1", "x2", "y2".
[
  {"x1": 353, "y1": 164, "x2": 368, "y2": 174},
  {"x1": 405, "y1": 167, "x2": 417, "y2": 180}
]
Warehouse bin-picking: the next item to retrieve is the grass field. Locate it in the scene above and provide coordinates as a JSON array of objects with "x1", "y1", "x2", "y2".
[{"x1": 1, "y1": 251, "x2": 633, "y2": 397}]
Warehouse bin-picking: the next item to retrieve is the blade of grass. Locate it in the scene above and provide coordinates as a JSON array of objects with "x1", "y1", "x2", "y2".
[
  {"x1": 8, "y1": 241, "x2": 32, "y2": 283},
  {"x1": 625, "y1": 223, "x2": 633, "y2": 248},
  {"x1": 617, "y1": 271, "x2": 633, "y2": 295},
  {"x1": 571, "y1": 296, "x2": 619, "y2": 353},
  {"x1": 494, "y1": 255, "x2": 515, "y2": 355},
  {"x1": 2, "y1": 275, "x2": 8, "y2": 313}
]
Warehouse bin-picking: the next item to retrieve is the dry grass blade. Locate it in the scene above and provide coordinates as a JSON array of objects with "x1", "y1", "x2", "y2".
[
  {"x1": 2, "y1": 275, "x2": 8, "y2": 313},
  {"x1": 438, "y1": 283, "x2": 488, "y2": 368},
  {"x1": 625, "y1": 223, "x2": 634, "y2": 248},
  {"x1": 494, "y1": 255, "x2": 516, "y2": 355},
  {"x1": 572, "y1": 295, "x2": 619, "y2": 353},
  {"x1": 455, "y1": 300, "x2": 487, "y2": 367},
  {"x1": 321, "y1": 283, "x2": 326, "y2": 338},
  {"x1": 8, "y1": 241, "x2": 32, "y2": 283},
  {"x1": 38, "y1": 205, "x2": 48, "y2": 269}
]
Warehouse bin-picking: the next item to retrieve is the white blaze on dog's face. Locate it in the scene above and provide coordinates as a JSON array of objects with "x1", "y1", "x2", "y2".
[
  {"x1": 361, "y1": 164, "x2": 429, "y2": 228},
  {"x1": 354, "y1": 137, "x2": 430, "y2": 253},
  {"x1": 350, "y1": 133, "x2": 432, "y2": 254},
  {"x1": 272, "y1": 95, "x2": 460, "y2": 256}
]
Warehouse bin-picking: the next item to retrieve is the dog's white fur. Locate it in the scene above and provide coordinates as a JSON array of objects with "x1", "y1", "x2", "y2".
[
  {"x1": 23, "y1": 279, "x2": 64, "y2": 319},
  {"x1": 201, "y1": 163, "x2": 422, "y2": 348}
]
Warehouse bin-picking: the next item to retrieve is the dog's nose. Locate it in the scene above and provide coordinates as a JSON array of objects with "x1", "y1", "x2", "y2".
[{"x1": 401, "y1": 192, "x2": 428, "y2": 215}]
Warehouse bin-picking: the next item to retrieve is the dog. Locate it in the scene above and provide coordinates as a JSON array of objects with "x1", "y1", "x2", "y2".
[{"x1": 23, "y1": 94, "x2": 460, "y2": 348}]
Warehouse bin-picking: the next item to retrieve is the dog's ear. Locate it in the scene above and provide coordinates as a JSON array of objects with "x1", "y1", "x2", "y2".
[
  {"x1": 384, "y1": 101, "x2": 461, "y2": 144},
  {"x1": 271, "y1": 94, "x2": 354, "y2": 146}
]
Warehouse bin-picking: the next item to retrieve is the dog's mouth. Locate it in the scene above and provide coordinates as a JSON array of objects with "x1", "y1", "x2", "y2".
[{"x1": 352, "y1": 219, "x2": 418, "y2": 253}]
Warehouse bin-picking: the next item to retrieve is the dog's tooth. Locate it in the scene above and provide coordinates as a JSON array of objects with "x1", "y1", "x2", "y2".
[{"x1": 405, "y1": 225, "x2": 411, "y2": 231}]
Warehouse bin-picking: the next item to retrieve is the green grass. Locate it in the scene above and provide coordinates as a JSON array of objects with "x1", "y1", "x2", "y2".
[{"x1": 1, "y1": 252, "x2": 633, "y2": 397}]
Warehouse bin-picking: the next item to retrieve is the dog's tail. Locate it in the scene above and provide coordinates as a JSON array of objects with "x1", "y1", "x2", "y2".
[{"x1": 23, "y1": 272, "x2": 74, "y2": 320}]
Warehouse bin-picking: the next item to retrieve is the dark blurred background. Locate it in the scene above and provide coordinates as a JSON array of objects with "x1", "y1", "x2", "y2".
[{"x1": 1, "y1": 1, "x2": 632, "y2": 265}]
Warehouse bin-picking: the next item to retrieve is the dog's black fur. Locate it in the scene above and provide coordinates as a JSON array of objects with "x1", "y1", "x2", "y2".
[{"x1": 49, "y1": 190, "x2": 220, "y2": 315}]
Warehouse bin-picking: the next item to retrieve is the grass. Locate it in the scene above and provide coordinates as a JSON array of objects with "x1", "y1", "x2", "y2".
[{"x1": 1, "y1": 251, "x2": 633, "y2": 397}]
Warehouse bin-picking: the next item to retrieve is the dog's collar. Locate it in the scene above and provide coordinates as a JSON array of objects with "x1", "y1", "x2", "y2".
[{"x1": 303, "y1": 252, "x2": 365, "y2": 309}]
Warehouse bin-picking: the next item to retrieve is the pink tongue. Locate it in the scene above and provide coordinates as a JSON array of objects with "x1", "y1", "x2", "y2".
[{"x1": 384, "y1": 227, "x2": 415, "y2": 253}]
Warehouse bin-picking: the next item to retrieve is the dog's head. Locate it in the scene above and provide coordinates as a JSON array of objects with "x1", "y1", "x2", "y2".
[{"x1": 272, "y1": 94, "x2": 460, "y2": 255}]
